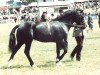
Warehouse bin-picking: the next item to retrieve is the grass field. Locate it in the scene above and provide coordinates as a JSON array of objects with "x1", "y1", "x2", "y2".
[{"x1": 0, "y1": 20, "x2": 100, "y2": 75}]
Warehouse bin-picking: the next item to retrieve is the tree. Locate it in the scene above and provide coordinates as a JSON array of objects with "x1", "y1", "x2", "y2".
[{"x1": 21, "y1": 0, "x2": 36, "y2": 3}]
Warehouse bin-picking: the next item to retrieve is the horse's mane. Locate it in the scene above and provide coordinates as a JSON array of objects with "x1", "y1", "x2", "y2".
[
  {"x1": 53, "y1": 9, "x2": 83, "y2": 22},
  {"x1": 53, "y1": 10, "x2": 76, "y2": 21}
]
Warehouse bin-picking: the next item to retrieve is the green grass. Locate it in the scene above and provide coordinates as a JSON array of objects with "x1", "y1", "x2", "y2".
[{"x1": 0, "y1": 20, "x2": 100, "y2": 75}]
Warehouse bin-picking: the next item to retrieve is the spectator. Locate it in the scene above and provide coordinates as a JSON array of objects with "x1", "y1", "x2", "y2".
[
  {"x1": 87, "y1": 13, "x2": 93, "y2": 32},
  {"x1": 14, "y1": 17, "x2": 17, "y2": 23},
  {"x1": 50, "y1": 13, "x2": 55, "y2": 20},
  {"x1": 41, "y1": 12, "x2": 47, "y2": 22},
  {"x1": 25, "y1": 13, "x2": 30, "y2": 21},
  {"x1": 98, "y1": 12, "x2": 100, "y2": 28},
  {"x1": 59, "y1": 9, "x2": 63, "y2": 16}
]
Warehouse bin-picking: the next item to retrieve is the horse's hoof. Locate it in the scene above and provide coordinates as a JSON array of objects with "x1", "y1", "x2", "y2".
[
  {"x1": 56, "y1": 58, "x2": 60, "y2": 63},
  {"x1": 8, "y1": 59, "x2": 13, "y2": 67},
  {"x1": 32, "y1": 63, "x2": 37, "y2": 68},
  {"x1": 70, "y1": 55, "x2": 74, "y2": 61},
  {"x1": 76, "y1": 58, "x2": 81, "y2": 61},
  {"x1": 56, "y1": 61, "x2": 63, "y2": 67},
  {"x1": 76, "y1": 55, "x2": 81, "y2": 61}
]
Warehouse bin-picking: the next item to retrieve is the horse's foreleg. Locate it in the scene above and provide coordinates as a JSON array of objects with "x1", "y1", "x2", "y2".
[
  {"x1": 59, "y1": 40, "x2": 68, "y2": 61},
  {"x1": 24, "y1": 41, "x2": 35, "y2": 67},
  {"x1": 56, "y1": 43, "x2": 64, "y2": 66}
]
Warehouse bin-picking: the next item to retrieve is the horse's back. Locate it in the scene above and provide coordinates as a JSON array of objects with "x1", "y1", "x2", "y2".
[{"x1": 33, "y1": 21, "x2": 68, "y2": 42}]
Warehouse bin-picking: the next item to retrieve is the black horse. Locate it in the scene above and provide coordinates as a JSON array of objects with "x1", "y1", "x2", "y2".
[{"x1": 8, "y1": 10, "x2": 86, "y2": 67}]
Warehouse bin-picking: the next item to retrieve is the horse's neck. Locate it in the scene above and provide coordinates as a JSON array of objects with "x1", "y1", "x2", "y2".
[
  {"x1": 65, "y1": 21, "x2": 73, "y2": 31},
  {"x1": 53, "y1": 16, "x2": 73, "y2": 31}
]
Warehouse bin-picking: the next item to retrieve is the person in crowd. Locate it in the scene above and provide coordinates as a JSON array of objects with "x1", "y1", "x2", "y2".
[
  {"x1": 98, "y1": 12, "x2": 100, "y2": 28},
  {"x1": 50, "y1": 13, "x2": 55, "y2": 20},
  {"x1": 14, "y1": 17, "x2": 17, "y2": 23},
  {"x1": 25, "y1": 13, "x2": 30, "y2": 21},
  {"x1": 41, "y1": 12, "x2": 47, "y2": 22},
  {"x1": 87, "y1": 13, "x2": 93, "y2": 32},
  {"x1": 58, "y1": 9, "x2": 64, "y2": 16}
]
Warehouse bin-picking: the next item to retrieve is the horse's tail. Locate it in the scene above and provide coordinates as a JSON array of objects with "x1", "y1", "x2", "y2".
[{"x1": 8, "y1": 25, "x2": 19, "y2": 53}]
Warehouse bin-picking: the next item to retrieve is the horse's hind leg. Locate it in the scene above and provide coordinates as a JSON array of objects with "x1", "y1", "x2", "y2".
[
  {"x1": 56, "y1": 42, "x2": 60, "y2": 63},
  {"x1": 24, "y1": 40, "x2": 35, "y2": 67},
  {"x1": 8, "y1": 42, "x2": 23, "y2": 66}
]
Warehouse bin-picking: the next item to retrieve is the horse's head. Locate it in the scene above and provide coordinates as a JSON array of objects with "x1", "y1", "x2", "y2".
[
  {"x1": 53, "y1": 10, "x2": 86, "y2": 29},
  {"x1": 62, "y1": 10, "x2": 86, "y2": 29},
  {"x1": 72, "y1": 10, "x2": 86, "y2": 29},
  {"x1": 73, "y1": 11, "x2": 85, "y2": 25}
]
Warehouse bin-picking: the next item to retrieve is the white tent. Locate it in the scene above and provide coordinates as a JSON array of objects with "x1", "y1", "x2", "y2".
[
  {"x1": 28, "y1": 1, "x2": 72, "y2": 7},
  {"x1": 20, "y1": 5, "x2": 27, "y2": 10},
  {"x1": 28, "y1": 2, "x2": 38, "y2": 6},
  {"x1": 75, "y1": 0, "x2": 89, "y2": 2},
  {"x1": 0, "y1": 1, "x2": 9, "y2": 7}
]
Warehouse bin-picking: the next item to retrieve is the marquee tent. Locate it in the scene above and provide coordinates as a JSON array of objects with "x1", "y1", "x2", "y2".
[{"x1": 74, "y1": 0, "x2": 89, "y2": 2}]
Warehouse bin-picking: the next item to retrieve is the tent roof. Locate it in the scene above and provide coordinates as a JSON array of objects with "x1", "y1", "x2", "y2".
[
  {"x1": 75, "y1": 0, "x2": 89, "y2": 2},
  {"x1": 0, "y1": 6, "x2": 8, "y2": 10},
  {"x1": 28, "y1": 1, "x2": 72, "y2": 7}
]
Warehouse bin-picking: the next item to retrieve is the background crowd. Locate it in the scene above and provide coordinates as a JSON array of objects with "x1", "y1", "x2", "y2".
[{"x1": 0, "y1": 1, "x2": 100, "y2": 30}]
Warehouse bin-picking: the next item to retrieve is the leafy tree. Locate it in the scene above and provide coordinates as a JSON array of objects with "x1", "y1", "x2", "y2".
[{"x1": 21, "y1": 0, "x2": 36, "y2": 3}]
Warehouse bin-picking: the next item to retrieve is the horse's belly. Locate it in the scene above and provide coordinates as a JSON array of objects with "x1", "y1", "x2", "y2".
[{"x1": 34, "y1": 34, "x2": 54, "y2": 42}]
